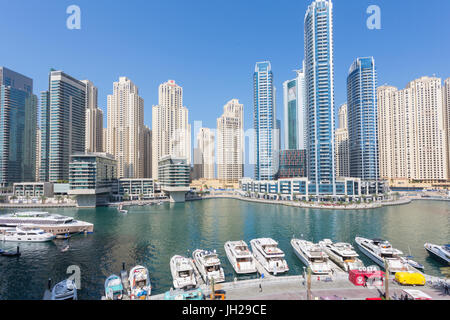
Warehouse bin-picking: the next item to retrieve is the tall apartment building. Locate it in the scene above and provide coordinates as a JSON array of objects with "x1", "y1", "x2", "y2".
[
  {"x1": 36, "y1": 128, "x2": 41, "y2": 181},
  {"x1": 82, "y1": 80, "x2": 103, "y2": 153},
  {"x1": 335, "y1": 104, "x2": 349, "y2": 178},
  {"x1": 217, "y1": 99, "x2": 244, "y2": 183},
  {"x1": 254, "y1": 61, "x2": 278, "y2": 181},
  {"x1": 0, "y1": 67, "x2": 37, "y2": 186},
  {"x1": 347, "y1": 57, "x2": 379, "y2": 180},
  {"x1": 106, "y1": 77, "x2": 144, "y2": 179},
  {"x1": 283, "y1": 68, "x2": 306, "y2": 151},
  {"x1": 40, "y1": 70, "x2": 86, "y2": 182},
  {"x1": 143, "y1": 126, "x2": 152, "y2": 178},
  {"x1": 152, "y1": 80, "x2": 191, "y2": 179},
  {"x1": 444, "y1": 78, "x2": 450, "y2": 178},
  {"x1": 304, "y1": 0, "x2": 336, "y2": 195},
  {"x1": 194, "y1": 128, "x2": 215, "y2": 179},
  {"x1": 378, "y1": 77, "x2": 449, "y2": 182}
]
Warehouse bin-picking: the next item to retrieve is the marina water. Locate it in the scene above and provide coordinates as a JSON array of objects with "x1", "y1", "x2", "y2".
[{"x1": 0, "y1": 199, "x2": 448, "y2": 300}]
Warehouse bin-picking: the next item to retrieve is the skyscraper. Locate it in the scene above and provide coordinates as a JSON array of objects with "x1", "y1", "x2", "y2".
[
  {"x1": 143, "y1": 125, "x2": 152, "y2": 178},
  {"x1": 152, "y1": 80, "x2": 191, "y2": 179},
  {"x1": 283, "y1": 68, "x2": 306, "y2": 151},
  {"x1": 195, "y1": 128, "x2": 215, "y2": 179},
  {"x1": 347, "y1": 57, "x2": 379, "y2": 180},
  {"x1": 304, "y1": 0, "x2": 336, "y2": 195},
  {"x1": 254, "y1": 61, "x2": 278, "y2": 181},
  {"x1": 82, "y1": 80, "x2": 103, "y2": 153},
  {"x1": 41, "y1": 70, "x2": 86, "y2": 182},
  {"x1": 378, "y1": 77, "x2": 448, "y2": 182},
  {"x1": 335, "y1": 104, "x2": 349, "y2": 178},
  {"x1": 217, "y1": 99, "x2": 244, "y2": 183},
  {"x1": 35, "y1": 128, "x2": 41, "y2": 181},
  {"x1": 106, "y1": 77, "x2": 144, "y2": 178},
  {"x1": 0, "y1": 67, "x2": 37, "y2": 186},
  {"x1": 444, "y1": 78, "x2": 450, "y2": 179}
]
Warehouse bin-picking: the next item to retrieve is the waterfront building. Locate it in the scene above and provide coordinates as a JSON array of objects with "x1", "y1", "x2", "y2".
[
  {"x1": 217, "y1": 99, "x2": 244, "y2": 183},
  {"x1": 335, "y1": 104, "x2": 349, "y2": 178},
  {"x1": 254, "y1": 61, "x2": 278, "y2": 181},
  {"x1": 82, "y1": 80, "x2": 103, "y2": 153},
  {"x1": 39, "y1": 70, "x2": 87, "y2": 183},
  {"x1": 378, "y1": 77, "x2": 449, "y2": 183},
  {"x1": 113, "y1": 178, "x2": 161, "y2": 201},
  {"x1": 102, "y1": 128, "x2": 107, "y2": 153},
  {"x1": 278, "y1": 150, "x2": 307, "y2": 179},
  {"x1": 304, "y1": 0, "x2": 336, "y2": 195},
  {"x1": 68, "y1": 152, "x2": 117, "y2": 207},
  {"x1": 347, "y1": 57, "x2": 379, "y2": 180},
  {"x1": 106, "y1": 77, "x2": 144, "y2": 179},
  {"x1": 283, "y1": 68, "x2": 306, "y2": 150},
  {"x1": 143, "y1": 126, "x2": 152, "y2": 178},
  {"x1": 158, "y1": 155, "x2": 190, "y2": 202},
  {"x1": 0, "y1": 67, "x2": 37, "y2": 187},
  {"x1": 152, "y1": 80, "x2": 191, "y2": 179},
  {"x1": 13, "y1": 182, "x2": 53, "y2": 199},
  {"x1": 195, "y1": 128, "x2": 215, "y2": 179}
]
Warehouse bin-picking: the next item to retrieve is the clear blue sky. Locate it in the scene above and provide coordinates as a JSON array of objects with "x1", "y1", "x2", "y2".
[{"x1": 1, "y1": 0, "x2": 449, "y2": 175}]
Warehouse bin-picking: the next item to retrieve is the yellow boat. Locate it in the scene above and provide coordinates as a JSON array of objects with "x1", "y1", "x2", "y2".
[{"x1": 395, "y1": 272, "x2": 426, "y2": 286}]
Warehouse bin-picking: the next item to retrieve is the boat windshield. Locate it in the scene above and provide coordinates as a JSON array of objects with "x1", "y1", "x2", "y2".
[
  {"x1": 179, "y1": 270, "x2": 191, "y2": 278},
  {"x1": 206, "y1": 265, "x2": 220, "y2": 272},
  {"x1": 136, "y1": 280, "x2": 147, "y2": 288},
  {"x1": 236, "y1": 257, "x2": 252, "y2": 263}
]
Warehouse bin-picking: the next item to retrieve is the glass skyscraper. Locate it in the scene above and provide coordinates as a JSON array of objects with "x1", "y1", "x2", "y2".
[
  {"x1": 304, "y1": 0, "x2": 336, "y2": 195},
  {"x1": 0, "y1": 67, "x2": 37, "y2": 187},
  {"x1": 254, "y1": 61, "x2": 278, "y2": 181},
  {"x1": 347, "y1": 57, "x2": 379, "y2": 180},
  {"x1": 40, "y1": 70, "x2": 86, "y2": 182}
]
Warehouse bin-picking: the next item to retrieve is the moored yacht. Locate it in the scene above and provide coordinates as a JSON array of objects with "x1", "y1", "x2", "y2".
[
  {"x1": 128, "y1": 265, "x2": 151, "y2": 300},
  {"x1": 170, "y1": 255, "x2": 197, "y2": 289},
  {"x1": 424, "y1": 243, "x2": 450, "y2": 264},
  {"x1": 355, "y1": 237, "x2": 416, "y2": 273},
  {"x1": 1, "y1": 227, "x2": 55, "y2": 242},
  {"x1": 291, "y1": 239, "x2": 332, "y2": 275},
  {"x1": 51, "y1": 279, "x2": 77, "y2": 300},
  {"x1": 319, "y1": 239, "x2": 364, "y2": 272},
  {"x1": 224, "y1": 241, "x2": 257, "y2": 274},
  {"x1": 104, "y1": 275, "x2": 125, "y2": 300},
  {"x1": 250, "y1": 238, "x2": 289, "y2": 275},
  {"x1": 192, "y1": 249, "x2": 225, "y2": 284}
]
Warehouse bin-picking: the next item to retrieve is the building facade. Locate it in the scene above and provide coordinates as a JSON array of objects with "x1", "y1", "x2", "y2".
[
  {"x1": 217, "y1": 99, "x2": 244, "y2": 183},
  {"x1": 152, "y1": 80, "x2": 191, "y2": 179},
  {"x1": 378, "y1": 77, "x2": 449, "y2": 182},
  {"x1": 0, "y1": 67, "x2": 37, "y2": 187},
  {"x1": 444, "y1": 78, "x2": 450, "y2": 179},
  {"x1": 106, "y1": 77, "x2": 144, "y2": 179},
  {"x1": 40, "y1": 70, "x2": 86, "y2": 183},
  {"x1": 158, "y1": 155, "x2": 190, "y2": 202},
  {"x1": 82, "y1": 80, "x2": 103, "y2": 153},
  {"x1": 335, "y1": 104, "x2": 349, "y2": 178},
  {"x1": 195, "y1": 128, "x2": 215, "y2": 179},
  {"x1": 254, "y1": 61, "x2": 278, "y2": 181},
  {"x1": 347, "y1": 57, "x2": 379, "y2": 180},
  {"x1": 143, "y1": 126, "x2": 152, "y2": 178},
  {"x1": 278, "y1": 150, "x2": 307, "y2": 179},
  {"x1": 68, "y1": 152, "x2": 117, "y2": 207},
  {"x1": 304, "y1": 0, "x2": 336, "y2": 195},
  {"x1": 283, "y1": 68, "x2": 306, "y2": 151}
]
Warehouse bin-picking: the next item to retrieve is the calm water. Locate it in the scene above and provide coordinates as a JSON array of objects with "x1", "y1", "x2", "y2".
[{"x1": 0, "y1": 199, "x2": 449, "y2": 300}]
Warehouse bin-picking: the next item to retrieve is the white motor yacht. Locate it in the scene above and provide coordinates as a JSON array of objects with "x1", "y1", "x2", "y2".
[
  {"x1": 51, "y1": 279, "x2": 77, "y2": 300},
  {"x1": 355, "y1": 237, "x2": 417, "y2": 273},
  {"x1": 319, "y1": 239, "x2": 364, "y2": 272},
  {"x1": 224, "y1": 241, "x2": 257, "y2": 274},
  {"x1": 291, "y1": 239, "x2": 332, "y2": 275},
  {"x1": 192, "y1": 249, "x2": 225, "y2": 284},
  {"x1": 250, "y1": 238, "x2": 289, "y2": 275},
  {"x1": 170, "y1": 255, "x2": 197, "y2": 289},
  {"x1": 424, "y1": 243, "x2": 450, "y2": 264},
  {"x1": 1, "y1": 227, "x2": 55, "y2": 242}
]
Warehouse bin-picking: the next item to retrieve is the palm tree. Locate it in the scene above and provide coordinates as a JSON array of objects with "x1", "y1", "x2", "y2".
[
  {"x1": 40, "y1": 195, "x2": 47, "y2": 204},
  {"x1": 123, "y1": 193, "x2": 130, "y2": 202},
  {"x1": 56, "y1": 195, "x2": 62, "y2": 204},
  {"x1": 139, "y1": 193, "x2": 144, "y2": 201},
  {"x1": 10, "y1": 195, "x2": 18, "y2": 203}
]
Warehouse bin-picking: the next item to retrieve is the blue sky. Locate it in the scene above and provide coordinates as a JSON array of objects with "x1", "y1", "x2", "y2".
[{"x1": 1, "y1": 0, "x2": 449, "y2": 175}]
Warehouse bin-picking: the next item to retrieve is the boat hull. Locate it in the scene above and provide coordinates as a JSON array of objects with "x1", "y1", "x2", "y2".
[
  {"x1": 224, "y1": 243, "x2": 257, "y2": 274},
  {"x1": 425, "y1": 245, "x2": 450, "y2": 264}
]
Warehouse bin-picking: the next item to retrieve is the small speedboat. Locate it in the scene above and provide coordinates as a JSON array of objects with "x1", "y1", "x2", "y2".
[
  {"x1": 105, "y1": 275, "x2": 125, "y2": 300},
  {"x1": 405, "y1": 256, "x2": 424, "y2": 270},
  {"x1": 128, "y1": 265, "x2": 151, "y2": 300},
  {"x1": 51, "y1": 279, "x2": 77, "y2": 300},
  {"x1": 61, "y1": 245, "x2": 70, "y2": 253},
  {"x1": 424, "y1": 243, "x2": 450, "y2": 264}
]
